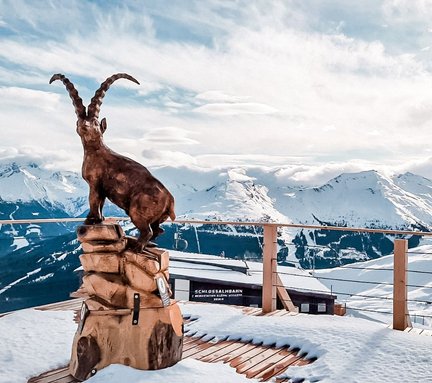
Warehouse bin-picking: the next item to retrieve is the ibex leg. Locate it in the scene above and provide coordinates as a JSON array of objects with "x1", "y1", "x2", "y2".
[
  {"x1": 135, "y1": 224, "x2": 153, "y2": 252},
  {"x1": 85, "y1": 187, "x2": 105, "y2": 224}
]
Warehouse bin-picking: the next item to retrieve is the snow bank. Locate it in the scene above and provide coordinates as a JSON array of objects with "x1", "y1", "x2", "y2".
[
  {"x1": 86, "y1": 359, "x2": 256, "y2": 383},
  {"x1": 1, "y1": 303, "x2": 431, "y2": 383},
  {"x1": 180, "y1": 302, "x2": 432, "y2": 383},
  {"x1": 0, "y1": 309, "x2": 75, "y2": 383}
]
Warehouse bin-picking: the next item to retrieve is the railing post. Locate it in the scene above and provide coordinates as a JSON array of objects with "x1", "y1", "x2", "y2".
[
  {"x1": 393, "y1": 239, "x2": 411, "y2": 330},
  {"x1": 262, "y1": 224, "x2": 277, "y2": 313}
]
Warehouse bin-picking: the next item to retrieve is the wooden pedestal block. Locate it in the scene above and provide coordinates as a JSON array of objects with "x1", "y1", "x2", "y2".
[
  {"x1": 71, "y1": 223, "x2": 181, "y2": 380},
  {"x1": 79, "y1": 253, "x2": 122, "y2": 274},
  {"x1": 69, "y1": 301, "x2": 184, "y2": 381},
  {"x1": 81, "y1": 239, "x2": 127, "y2": 253},
  {"x1": 77, "y1": 224, "x2": 124, "y2": 242},
  {"x1": 82, "y1": 273, "x2": 168, "y2": 308}
]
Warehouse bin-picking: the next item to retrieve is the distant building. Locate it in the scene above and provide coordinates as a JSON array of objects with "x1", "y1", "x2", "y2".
[{"x1": 169, "y1": 250, "x2": 336, "y2": 314}]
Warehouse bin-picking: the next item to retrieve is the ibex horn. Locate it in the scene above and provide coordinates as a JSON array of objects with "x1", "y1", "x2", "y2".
[
  {"x1": 49, "y1": 74, "x2": 86, "y2": 119},
  {"x1": 87, "y1": 73, "x2": 140, "y2": 119}
]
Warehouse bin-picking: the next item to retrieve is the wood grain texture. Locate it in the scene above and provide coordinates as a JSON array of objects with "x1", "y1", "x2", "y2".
[{"x1": 70, "y1": 304, "x2": 184, "y2": 380}]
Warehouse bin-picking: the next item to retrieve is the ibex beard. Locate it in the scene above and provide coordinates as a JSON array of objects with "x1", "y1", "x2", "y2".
[{"x1": 50, "y1": 73, "x2": 176, "y2": 252}]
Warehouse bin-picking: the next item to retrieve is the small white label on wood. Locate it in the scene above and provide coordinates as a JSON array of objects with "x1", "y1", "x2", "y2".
[{"x1": 156, "y1": 277, "x2": 170, "y2": 307}]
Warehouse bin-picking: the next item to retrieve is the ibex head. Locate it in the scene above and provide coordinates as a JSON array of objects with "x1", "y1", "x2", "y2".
[{"x1": 50, "y1": 73, "x2": 139, "y2": 146}]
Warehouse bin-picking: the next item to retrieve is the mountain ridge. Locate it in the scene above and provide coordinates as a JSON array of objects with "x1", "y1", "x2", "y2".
[{"x1": 2, "y1": 161, "x2": 432, "y2": 231}]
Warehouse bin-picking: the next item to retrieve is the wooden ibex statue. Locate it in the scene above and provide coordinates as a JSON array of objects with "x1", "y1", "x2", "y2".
[{"x1": 50, "y1": 73, "x2": 175, "y2": 251}]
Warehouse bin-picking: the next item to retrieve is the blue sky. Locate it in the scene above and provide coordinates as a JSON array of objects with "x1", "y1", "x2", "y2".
[{"x1": 2, "y1": 0, "x2": 432, "y2": 184}]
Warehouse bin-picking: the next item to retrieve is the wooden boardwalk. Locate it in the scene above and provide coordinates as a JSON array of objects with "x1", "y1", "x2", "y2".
[{"x1": 24, "y1": 299, "x2": 314, "y2": 382}]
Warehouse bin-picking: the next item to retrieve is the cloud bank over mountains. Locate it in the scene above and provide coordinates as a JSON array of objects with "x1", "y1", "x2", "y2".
[{"x1": 1, "y1": 1, "x2": 432, "y2": 182}]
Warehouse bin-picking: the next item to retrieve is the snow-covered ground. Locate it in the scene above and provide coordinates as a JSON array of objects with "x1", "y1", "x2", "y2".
[
  {"x1": 1, "y1": 303, "x2": 431, "y2": 383},
  {"x1": 315, "y1": 244, "x2": 432, "y2": 327}
]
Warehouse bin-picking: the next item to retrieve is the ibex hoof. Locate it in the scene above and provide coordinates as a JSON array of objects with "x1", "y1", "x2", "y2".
[{"x1": 84, "y1": 217, "x2": 104, "y2": 225}]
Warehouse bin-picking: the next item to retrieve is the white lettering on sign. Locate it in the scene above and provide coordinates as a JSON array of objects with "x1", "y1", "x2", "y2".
[{"x1": 192, "y1": 288, "x2": 243, "y2": 299}]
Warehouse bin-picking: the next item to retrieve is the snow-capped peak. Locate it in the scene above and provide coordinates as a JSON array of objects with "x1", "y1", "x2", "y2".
[
  {"x1": 0, "y1": 161, "x2": 87, "y2": 216},
  {"x1": 274, "y1": 169, "x2": 432, "y2": 228}
]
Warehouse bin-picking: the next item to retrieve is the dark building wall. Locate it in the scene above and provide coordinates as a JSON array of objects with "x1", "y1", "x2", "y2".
[{"x1": 171, "y1": 277, "x2": 335, "y2": 314}]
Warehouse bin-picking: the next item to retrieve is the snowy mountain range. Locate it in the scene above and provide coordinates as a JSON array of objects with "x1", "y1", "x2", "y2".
[
  {"x1": 2, "y1": 160, "x2": 432, "y2": 312},
  {"x1": 2, "y1": 160, "x2": 432, "y2": 229}
]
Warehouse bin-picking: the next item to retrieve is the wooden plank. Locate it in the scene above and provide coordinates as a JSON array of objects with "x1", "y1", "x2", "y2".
[
  {"x1": 211, "y1": 342, "x2": 262, "y2": 364},
  {"x1": 50, "y1": 376, "x2": 77, "y2": 383},
  {"x1": 184, "y1": 340, "x2": 233, "y2": 360},
  {"x1": 248, "y1": 308, "x2": 264, "y2": 316},
  {"x1": 36, "y1": 299, "x2": 83, "y2": 312},
  {"x1": 229, "y1": 344, "x2": 267, "y2": 368},
  {"x1": 28, "y1": 367, "x2": 69, "y2": 382},
  {"x1": 182, "y1": 339, "x2": 221, "y2": 358},
  {"x1": 242, "y1": 307, "x2": 260, "y2": 315},
  {"x1": 28, "y1": 368, "x2": 77, "y2": 383},
  {"x1": 182, "y1": 335, "x2": 200, "y2": 344},
  {"x1": 199, "y1": 342, "x2": 247, "y2": 363},
  {"x1": 258, "y1": 352, "x2": 303, "y2": 381},
  {"x1": 276, "y1": 274, "x2": 298, "y2": 313},
  {"x1": 235, "y1": 347, "x2": 283, "y2": 374},
  {"x1": 261, "y1": 310, "x2": 279, "y2": 317},
  {"x1": 182, "y1": 338, "x2": 206, "y2": 352},
  {"x1": 245, "y1": 348, "x2": 296, "y2": 379},
  {"x1": 290, "y1": 356, "x2": 315, "y2": 367}
]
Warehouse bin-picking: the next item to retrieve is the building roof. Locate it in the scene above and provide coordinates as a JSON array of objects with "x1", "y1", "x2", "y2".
[{"x1": 169, "y1": 250, "x2": 332, "y2": 297}]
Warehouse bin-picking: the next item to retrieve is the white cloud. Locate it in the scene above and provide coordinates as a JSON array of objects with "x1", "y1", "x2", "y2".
[
  {"x1": 193, "y1": 102, "x2": 278, "y2": 115},
  {"x1": 142, "y1": 148, "x2": 197, "y2": 167},
  {"x1": 0, "y1": 145, "x2": 81, "y2": 171},
  {"x1": 141, "y1": 127, "x2": 198, "y2": 146},
  {"x1": 0, "y1": 87, "x2": 60, "y2": 111},
  {"x1": 137, "y1": 81, "x2": 164, "y2": 96},
  {"x1": 195, "y1": 90, "x2": 248, "y2": 103},
  {"x1": 382, "y1": 0, "x2": 432, "y2": 23},
  {"x1": 2, "y1": 1, "x2": 432, "y2": 175}
]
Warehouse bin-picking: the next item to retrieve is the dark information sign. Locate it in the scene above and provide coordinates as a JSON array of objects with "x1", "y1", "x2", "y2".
[{"x1": 190, "y1": 282, "x2": 245, "y2": 305}]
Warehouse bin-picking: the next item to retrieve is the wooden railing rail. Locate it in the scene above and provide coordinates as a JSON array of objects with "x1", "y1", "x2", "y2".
[{"x1": 1, "y1": 217, "x2": 432, "y2": 237}]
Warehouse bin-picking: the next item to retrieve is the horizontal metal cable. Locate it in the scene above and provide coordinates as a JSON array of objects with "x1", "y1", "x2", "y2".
[
  {"x1": 274, "y1": 284, "x2": 432, "y2": 304},
  {"x1": 345, "y1": 306, "x2": 392, "y2": 315},
  {"x1": 275, "y1": 270, "x2": 395, "y2": 287},
  {"x1": 346, "y1": 306, "x2": 432, "y2": 319},
  {"x1": 406, "y1": 269, "x2": 432, "y2": 275}
]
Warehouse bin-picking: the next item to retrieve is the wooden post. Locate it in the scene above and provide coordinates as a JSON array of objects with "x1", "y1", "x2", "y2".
[
  {"x1": 275, "y1": 273, "x2": 298, "y2": 313},
  {"x1": 262, "y1": 224, "x2": 277, "y2": 313},
  {"x1": 393, "y1": 239, "x2": 411, "y2": 330}
]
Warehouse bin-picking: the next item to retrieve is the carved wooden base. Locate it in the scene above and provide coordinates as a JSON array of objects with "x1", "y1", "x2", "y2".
[
  {"x1": 70, "y1": 223, "x2": 183, "y2": 381},
  {"x1": 69, "y1": 302, "x2": 183, "y2": 381}
]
